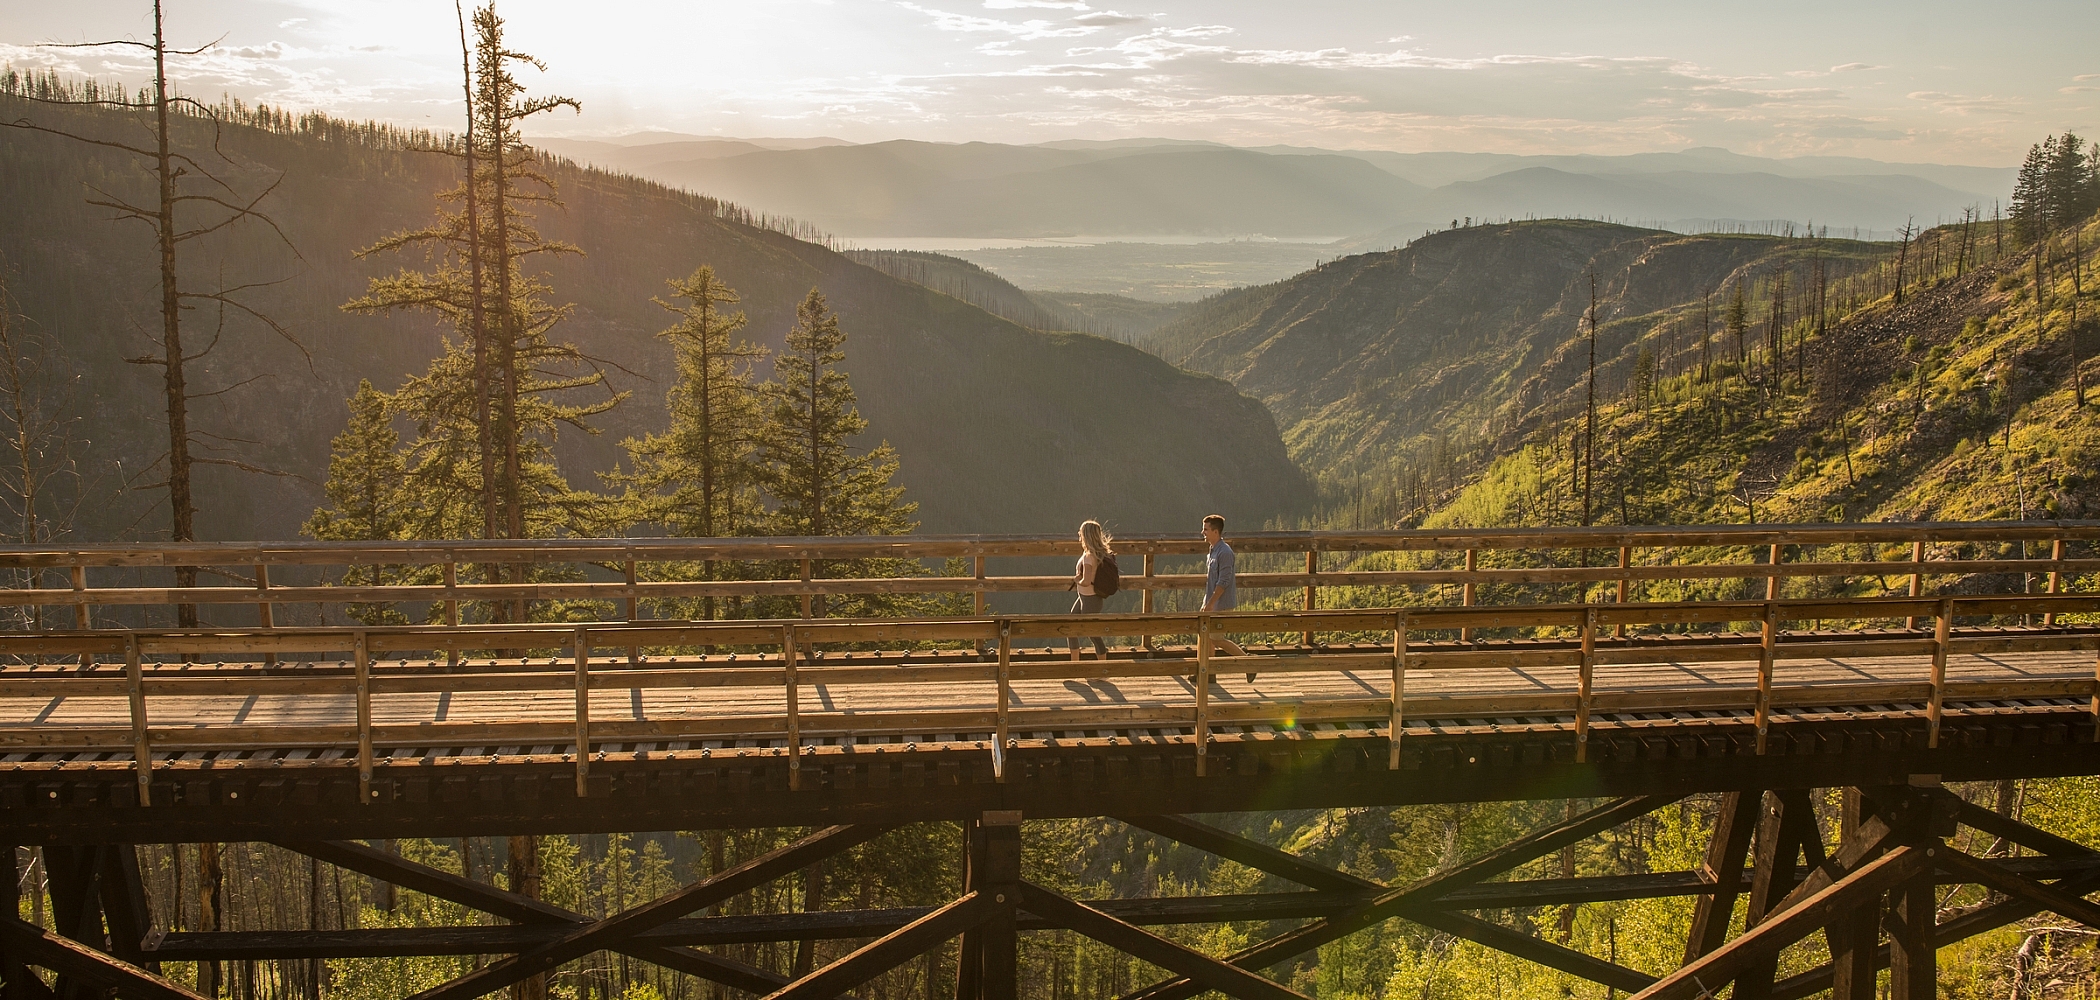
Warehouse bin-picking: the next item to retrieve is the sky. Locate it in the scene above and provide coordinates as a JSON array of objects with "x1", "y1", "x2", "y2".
[{"x1": 4, "y1": 1, "x2": 2097, "y2": 165}]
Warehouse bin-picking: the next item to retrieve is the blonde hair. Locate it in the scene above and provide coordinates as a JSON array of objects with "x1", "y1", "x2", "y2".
[{"x1": 1079, "y1": 520, "x2": 1113, "y2": 561}]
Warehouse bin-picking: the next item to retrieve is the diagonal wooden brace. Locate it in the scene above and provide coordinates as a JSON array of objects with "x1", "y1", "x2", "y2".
[
  {"x1": 403, "y1": 824, "x2": 891, "y2": 1000},
  {"x1": 1629, "y1": 846, "x2": 1934, "y2": 1000},
  {"x1": 276, "y1": 839, "x2": 792, "y2": 995},
  {"x1": 762, "y1": 892, "x2": 993, "y2": 1000},
  {"x1": 1, "y1": 917, "x2": 203, "y2": 1000},
  {"x1": 1121, "y1": 794, "x2": 1679, "y2": 1000},
  {"x1": 1021, "y1": 881, "x2": 1308, "y2": 1000},
  {"x1": 1118, "y1": 815, "x2": 1380, "y2": 895},
  {"x1": 1412, "y1": 909, "x2": 1657, "y2": 993},
  {"x1": 1934, "y1": 848, "x2": 2100, "y2": 929}
]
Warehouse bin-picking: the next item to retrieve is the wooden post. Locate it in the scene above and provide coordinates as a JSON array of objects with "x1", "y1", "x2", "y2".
[
  {"x1": 1765, "y1": 542, "x2": 1783, "y2": 601},
  {"x1": 444, "y1": 559, "x2": 460, "y2": 666},
  {"x1": 1389, "y1": 610, "x2": 1406, "y2": 770},
  {"x1": 624, "y1": 558, "x2": 639, "y2": 665},
  {"x1": 71, "y1": 564, "x2": 91, "y2": 669},
  {"x1": 355, "y1": 631, "x2": 373, "y2": 805},
  {"x1": 1683, "y1": 790, "x2": 1760, "y2": 962},
  {"x1": 1828, "y1": 788, "x2": 1880, "y2": 1000},
  {"x1": 1141, "y1": 552, "x2": 1156, "y2": 650},
  {"x1": 785, "y1": 624, "x2": 802, "y2": 791},
  {"x1": 1195, "y1": 614, "x2": 1210, "y2": 777},
  {"x1": 573, "y1": 627, "x2": 590, "y2": 797},
  {"x1": 1301, "y1": 549, "x2": 1316, "y2": 647},
  {"x1": 1576, "y1": 606, "x2": 1596, "y2": 763},
  {"x1": 975, "y1": 555, "x2": 989, "y2": 658},
  {"x1": 1461, "y1": 548, "x2": 1478, "y2": 643},
  {"x1": 994, "y1": 621, "x2": 1011, "y2": 782},
  {"x1": 124, "y1": 635, "x2": 151, "y2": 806},
  {"x1": 2046, "y1": 538, "x2": 2065, "y2": 627},
  {"x1": 1906, "y1": 539, "x2": 1926, "y2": 629},
  {"x1": 1615, "y1": 545, "x2": 1632, "y2": 637},
  {"x1": 800, "y1": 558, "x2": 814, "y2": 620},
  {"x1": 255, "y1": 563, "x2": 275, "y2": 667},
  {"x1": 1929, "y1": 597, "x2": 1952, "y2": 748},
  {"x1": 1756, "y1": 603, "x2": 1776, "y2": 754},
  {"x1": 977, "y1": 812, "x2": 1022, "y2": 1000},
  {"x1": 1887, "y1": 866, "x2": 1936, "y2": 1000}
]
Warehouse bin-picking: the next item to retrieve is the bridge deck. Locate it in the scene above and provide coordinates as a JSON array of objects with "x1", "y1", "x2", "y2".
[{"x1": 4, "y1": 628, "x2": 2094, "y2": 767}]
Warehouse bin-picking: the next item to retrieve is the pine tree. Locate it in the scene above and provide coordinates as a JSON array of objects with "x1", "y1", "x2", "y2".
[
  {"x1": 1727, "y1": 279, "x2": 1749, "y2": 374},
  {"x1": 758, "y1": 290, "x2": 918, "y2": 618},
  {"x1": 613, "y1": 267, "x2": 768, "y2": 540},
  {"x1": 609, "y1": 266, "x2": 769, "y2": 620},
  {"x1": 303, "y1": 380, "x2": 409, "y2": 624},
  {"x1": 759, "y1": 289, "x2": 916, "y2": 540},
  {"x1": 342, "y1": 2, "x2": 621, "y2": 608}
]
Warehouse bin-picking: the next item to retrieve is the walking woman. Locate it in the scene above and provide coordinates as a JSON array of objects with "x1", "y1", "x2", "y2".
[{"x1": 1068, "y1": 520, "x2": 1115, "y2": 660}]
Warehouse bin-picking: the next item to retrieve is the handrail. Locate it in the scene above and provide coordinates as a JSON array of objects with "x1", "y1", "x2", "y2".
[{"x1": 0, "y1": 522, "x2": 2090, "y2": 626}]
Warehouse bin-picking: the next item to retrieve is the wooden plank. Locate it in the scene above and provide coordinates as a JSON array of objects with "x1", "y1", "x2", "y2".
[
  {"x1": 1118, "y1": 816, "x2": 1379, "y2": 895},
  {"x1": 1413, "y1": 908, "x2": 1656, "y2": 993},
  {"x1": 1684, "y1": 791, "x2": 1760, "y2": 962},
  {"x1": 0, "y1": 916, "x2": 205, "y2": 1000}
]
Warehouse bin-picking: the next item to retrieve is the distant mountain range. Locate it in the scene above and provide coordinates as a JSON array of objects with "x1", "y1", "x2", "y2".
[{"x1": 531, "y1": 135, "x2": 2013, "y2": 245}]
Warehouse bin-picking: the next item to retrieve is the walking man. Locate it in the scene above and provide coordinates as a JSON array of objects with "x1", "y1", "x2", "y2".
[{"x1": 1201, "y1": 514, "x2": 1251, "y2": 675}]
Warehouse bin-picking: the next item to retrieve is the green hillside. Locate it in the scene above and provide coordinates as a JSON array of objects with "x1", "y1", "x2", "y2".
[
  {"x1": 1147, "y1": 220, "x2": 1893, "y2": 499},
  {"x1": 0, "y1": 95, "x2": 1310, "y2": 541}
]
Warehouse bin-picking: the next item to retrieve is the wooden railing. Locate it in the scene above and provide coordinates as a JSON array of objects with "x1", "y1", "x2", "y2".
[
  {"x1": 0, "y1": 522, "x2": 2092, "y2": 628},
  {"x1": 3, "y1": 591, "x2": 2098, "y2": 808}
]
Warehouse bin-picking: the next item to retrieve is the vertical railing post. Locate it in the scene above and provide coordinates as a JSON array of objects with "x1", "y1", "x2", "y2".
[
  {"x1": 1389, "y1": 610, "x2": 1406, "y2": 770},
  {"x1": 444, "y1": 559, "x2": 461, "y2": 667},
  {"x1": 1756, "y1": 603, "x2": 1776, "y2": 754},
  {"x1": 1301, "y1": 550, "x2": 1316, "y2": 647},
  {"x1": 624, "y1": 557, "x2": 640, "y2": 665},
  {"x1": 124, "y1": 635, "x2": 151, "y2": 806},
  {"x1": 1460, "y1": 549, "x2": 1477, "y2": 643},
  {"x1": 800, "y1": 559, "x2": 814, "y2": 620},
  {"x1": 1929, "y1": 597, "x2": 1951, "y2": 748},
  {"x1": 1615, "y1": 545, "x2": 1632, "y2": 638},
  {"x1": 1141, "y1": 553, "x2": 1156, "y2": 650},
  {"x1": 974, "y1": 555, "x2": 989, "y2": 658},
  {"x1": 1765, "y1": 543, "x2": 1783, "y2": 601},
  {"x1": 2046, "y1": 538, "x2": 2065, "y2": 627},
  {"x1": 784, "y1": 624, "x2": 801, "y2": 791},
  {"x1": 71, "y1": 564, "x2": 91, "y2": 669},
  {"x1": 255, "y1": 563, "x2": 276, "y2": 668},
  {"x1": 355, "y1": 631, "x2": 372, "y2": 805},
  {"x1": 1195, "y1": 613, "x2": 1210, "y2": 777},
  {"x1": 1575, "y1": 606, "x2": 1596, "y2": 763},
  {"x1": 995, "y1": 621, "x2": 1011, "y2": 782},
  {"x1": 1906, "y1": 539, "x2": 1927, "y2": 629},
  {"x1": 573, "y1": 627, "x2": 591, "y2": 797}
]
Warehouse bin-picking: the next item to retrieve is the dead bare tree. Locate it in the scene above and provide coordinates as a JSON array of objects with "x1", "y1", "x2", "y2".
[
  {"x1": 0, "y1": 265, "x2": 103, "y2": 629},
  {"x1": 2, "y1": 0, "x2": 305, "y2": 625}
]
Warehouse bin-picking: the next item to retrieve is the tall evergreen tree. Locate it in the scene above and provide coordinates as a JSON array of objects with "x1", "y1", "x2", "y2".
[
  {"x1": 1727, "y1": 279, "x2": 1749, "y2": 373},
  {"x1": 758, "y1": 289, "x2": 918, "y2": 618},
  {"x1": 342, "y1": 3, "x2": 620, "y2": 550},
  {"x1": 759, "y1": 289, "x2": 916, "y2": 540},
  {"x1": 612, "y1": 267, "x2": 768, "y2": 540},
  {"x1": 303, "y1": 380, "x2": 409, "y2": 624}
]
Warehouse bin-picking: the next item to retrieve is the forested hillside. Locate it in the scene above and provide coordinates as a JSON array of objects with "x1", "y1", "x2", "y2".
[
  {"x1": 0, "y1": 90, "x2": 1310, "y2": 541},
  {"x1": 1146, "y1": 220, "x2": 1895, "y2": 501}
]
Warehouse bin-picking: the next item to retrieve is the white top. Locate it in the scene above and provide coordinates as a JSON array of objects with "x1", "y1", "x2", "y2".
[{"x1": 1074, "y1": 551, "x2": 1099, "y2": 596}]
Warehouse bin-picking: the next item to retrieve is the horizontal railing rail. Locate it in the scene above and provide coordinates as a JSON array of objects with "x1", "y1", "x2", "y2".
[
  {"x1": 0, "y1": 522, "x2": 2091, "y2": 631},
  {"x1": 5, "y1": 593, "x2": 2098, "y2": 806}
]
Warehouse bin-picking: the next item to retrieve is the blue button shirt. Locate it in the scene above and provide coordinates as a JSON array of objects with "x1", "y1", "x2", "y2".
[{"x1": 1205, "y1": 540, "x2": 1237, "y2": 610}]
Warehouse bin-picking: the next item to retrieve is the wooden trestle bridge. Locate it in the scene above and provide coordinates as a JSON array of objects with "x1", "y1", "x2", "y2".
[{"x1": 3, "y1": 522, "x2": 2100, "y2": 999}]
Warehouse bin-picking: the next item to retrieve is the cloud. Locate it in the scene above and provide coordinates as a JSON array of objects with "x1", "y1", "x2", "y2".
[
  {"x1": 2076, "y1": 74, "x2": 2100, "y2": 81},
  {"x1": 2064, "y1": 86, "x2": 2100, "y2": 93},
  {"x1": 982, "y1": 0, "x2": 1089, "y2": 7},
  {"x1": 1074, "y1": 10, "x2": 1150, "y2": 25},
  {"x1": 277, "y1": 18, "x2": 308, "y2": 29},
  {"x1": 1907, "y1": 90, "x2": 2015, "y2": 113},
  {"x1": 898, "y1": 2, "x2": 1100, "y2": 38},
  {"x1": 1830, "y1": 62, "x2": 1882, "y2": 73}
]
